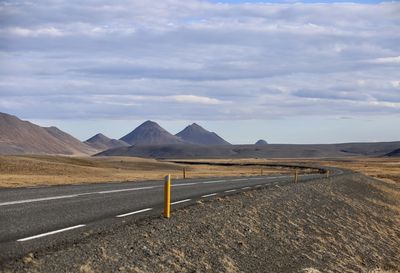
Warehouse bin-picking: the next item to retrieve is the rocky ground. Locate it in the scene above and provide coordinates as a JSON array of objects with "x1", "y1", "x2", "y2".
[{"x1": 1, "y1": 172, "x2": 399, "y2": 273}]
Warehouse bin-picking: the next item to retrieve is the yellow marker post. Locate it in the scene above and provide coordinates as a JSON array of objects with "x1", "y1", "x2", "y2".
[
  {"x1": 164, "y1": 174, "x2": 171, "y2": 218},
  {"x1": 294, "y1": 170, "x2": 298, "y2": 183}
]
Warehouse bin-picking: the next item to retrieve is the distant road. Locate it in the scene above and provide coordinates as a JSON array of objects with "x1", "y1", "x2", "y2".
[{"x1": 0, "y1": 171, "x2": 336, "y2": 261}]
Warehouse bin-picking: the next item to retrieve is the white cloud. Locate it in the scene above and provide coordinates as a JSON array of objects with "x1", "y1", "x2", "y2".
[
  {"x1": 4, "y1": 27, "x2": 64, "y2": 37},
  {"x1": 171, "y1": 95, "x2": 226, "y2": 105},
  {"x1": 0, "y1": 0, "x2": 399, "y2": 121},
  {"x1": 369, "y1": 56, "x2": 400, "y2": 64}
]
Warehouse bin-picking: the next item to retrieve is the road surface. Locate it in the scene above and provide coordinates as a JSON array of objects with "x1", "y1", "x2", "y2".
[{"x1": 0, "y1": 171, "x2": 332, "y2": 261}]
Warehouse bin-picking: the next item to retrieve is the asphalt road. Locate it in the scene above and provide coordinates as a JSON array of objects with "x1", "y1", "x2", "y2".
[{"x1": 0, "y1": 171, "x2": 331, "y2": 261}]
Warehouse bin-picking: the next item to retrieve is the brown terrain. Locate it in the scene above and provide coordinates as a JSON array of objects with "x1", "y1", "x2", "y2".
[
  {"x1": 0, "y1": 155, "x2": 286, "y2": 188},
  {"x1": 0, "y1": 113, "x2": 96, "y2": 155},
  {"x1": 0, "y1": 159, "x2": 399, "y2": 273}
]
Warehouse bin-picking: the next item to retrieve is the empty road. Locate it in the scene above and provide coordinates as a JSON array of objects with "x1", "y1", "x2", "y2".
[{"x1": 0, "y1": 171, "x2": 333, "y2": 261}]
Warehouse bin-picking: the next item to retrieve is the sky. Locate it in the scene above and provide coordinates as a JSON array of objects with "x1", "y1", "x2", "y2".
[{"x1": 0, "y1": 0, "x2": 399, "y2": 144}]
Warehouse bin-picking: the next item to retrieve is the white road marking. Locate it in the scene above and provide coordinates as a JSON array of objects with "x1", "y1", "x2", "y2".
[
  {"x1": 242, "y1": 187, "x2": 251, "y2": 189},
  {"x1": 203, "y1": 180, "x2": 227, "y2": 184},
  {"x1": 0, "y1": 194, "x2": 79, "y2": 207},
  {"x1": 201, "y1": 193, "x2": 217, "y2": 198},
  {"x1": 255, "y1": 185, "x2": 262, "y2": 188},
  {"x1": 97, "y1": 186, "x2": 154, "y2": 194},
  {"x1": 0, "y1": 186, "x2": 156, "y2": 207},
  {"x1": 17, "y1": 224, "x2": 86, "y2": 242},
  {"x1": 172, "y1": 183, "x2": 197, "y2": 187},
  {"x1": 225, "y1": 189, "x2": 237, "y2": 193},
  {"x1": 171, "y1": 199, "x2": 191, "y2": 205},
  {"x1": 2, "y1": 174, "x2": 302, "y2": 207},
  {"x1": 116, "y1": 208, "x2": 153, "y2": 218}
]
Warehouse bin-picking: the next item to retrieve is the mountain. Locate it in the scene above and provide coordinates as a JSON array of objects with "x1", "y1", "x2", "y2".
[
  {"x1": 385, "y1": 148, "x2": 400, "y2": 157},
  {"x1": 255, "y1": 139, "x2": 268, "y2": 145},
  {"x1": 120, "y1": 120, "x2": 185, "y2": 145},
  {"x1": 97, "y1": 141, "x2": 400, "y2": 159},
  {"x1": 85, "y1": 133, "x2": 129, "y2": 151},
  {"x1": 0, "y1": 112, "x2": 97, "y2": 155},
  {"x1": 176, "y1": 123, "x2": 230, "y2": 145}
]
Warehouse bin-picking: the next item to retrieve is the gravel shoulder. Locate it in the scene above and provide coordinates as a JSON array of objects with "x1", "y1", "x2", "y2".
[{"x1": 1, "y1": 173, "x2": 399, "y2": 273}]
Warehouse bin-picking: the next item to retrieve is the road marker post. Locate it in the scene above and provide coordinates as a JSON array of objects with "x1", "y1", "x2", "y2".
[
  {"x1": 183, "y1": 168, "x2": 186, "y2": 179},
  {"x1": 164, "y1": 174, "x2": 171, "y2": 218},
  {"x1": 294, "y1": 170, "x2": 298, "y2": 183},
  {"x1": 326, "y1": 170, "x2": 330, "y2": 178}
]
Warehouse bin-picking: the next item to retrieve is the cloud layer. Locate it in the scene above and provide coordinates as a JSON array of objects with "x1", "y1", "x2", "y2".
[{"x1": 0, "y1": 0, "x2": 399, "y2": 120}]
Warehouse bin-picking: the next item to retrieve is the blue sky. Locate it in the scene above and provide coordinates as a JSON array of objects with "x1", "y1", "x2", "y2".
[{"x1": 0, "y1": 0, "x2": 399, "y2": 144}]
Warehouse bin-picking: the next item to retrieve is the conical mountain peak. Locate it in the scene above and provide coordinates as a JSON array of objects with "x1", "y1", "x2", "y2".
[
  {"x1": 120, "y1": 120, "x2": 184, "y2": 145},
  {"x1": 176, "y1": 123, "x2": 230, "y2": 145}
]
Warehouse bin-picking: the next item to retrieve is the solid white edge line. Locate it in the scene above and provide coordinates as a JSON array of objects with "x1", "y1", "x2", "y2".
[
  {"x1": 171, "y1": 183, "x2": 197, "y2": 187},
  {"x1": 242, "y1": 187, "x2": 251, "y2": 189},
  {"x1": 17, "y1": 224, "x2": 86, "y2": 242},
  {"x1": 224, "y1": 189, "x2": 236, "y2": 193},
  {"x1": 97, "y1": 186, "x2": 154, "y2": 194},
  {"x1": 201, "y1": 193, "x2": 217, "y2": 198},
  {"x1": 116, "y1": 208, "x2": 153, "y2": 218},
  {"x1": 171, "y1": 199, "x2": 191, "y2": 205}
]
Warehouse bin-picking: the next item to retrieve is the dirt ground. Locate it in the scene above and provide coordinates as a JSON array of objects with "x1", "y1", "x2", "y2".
[
  {"x1": 1, "y1": 172, "x2": 399, "y2": 273},
  {"x1": 0, "y1": 155, "x2": 285, "y2": 188}
]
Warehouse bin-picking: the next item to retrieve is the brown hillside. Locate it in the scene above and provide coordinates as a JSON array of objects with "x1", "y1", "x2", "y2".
[{"x1": 0, "y1": 112, "x2": 97, "y2": 155}]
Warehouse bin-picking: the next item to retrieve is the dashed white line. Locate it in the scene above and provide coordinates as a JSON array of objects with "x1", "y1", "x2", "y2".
[
  {"x1": 201, "y1": 193, "x2": 217, "y2": 198},
  {"x1": 116, "y1": 208, "x2": 153, "y2": 218},
  {"x1": 171, "y1": 199, "x2": 191, "y2": 205},
  {"x1": 203, "y1": 180, "x2": 227, "y2": 184},
  {"x1": 224, "y1": 189, "x2": 237, "y2": 193},
  {"x1": 231, "y1": 178, "x2": 248, "y2": 181},
  {"x1": 17, "y1": 224, "x2": 86, "y2": 242}
]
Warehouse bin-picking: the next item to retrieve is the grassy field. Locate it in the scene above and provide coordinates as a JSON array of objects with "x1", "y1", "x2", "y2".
[
  {"x1": 0, "y1": 155, "x2": 286, "y2": 188},
  {"x1": 0, "y1": 155, "x2": 399, "y2": 193}
]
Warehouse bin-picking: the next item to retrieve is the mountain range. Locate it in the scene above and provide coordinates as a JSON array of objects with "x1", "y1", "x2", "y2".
[
  {"x1": 0, "y1": 113, "x2": 232, "y2": 155},
  {"x1": 1, "y1": 112, "x2": 399, "y2": 158}
]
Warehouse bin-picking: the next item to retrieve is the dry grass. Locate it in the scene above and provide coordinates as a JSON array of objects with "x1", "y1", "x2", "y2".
[{"x1": 0, "y1": 155, "x2": 285, "y2": 188}]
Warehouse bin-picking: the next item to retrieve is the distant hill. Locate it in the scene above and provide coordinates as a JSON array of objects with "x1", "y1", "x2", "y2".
[
  {"x1": 385, "y1": 148, "x2": 400, "y2": 157},
  {"x1": 176, "y1": 123, "x2": 230, "y2": 145},
  {"x1": 120, "y1": 120, "x2": 185, "y2": 145},
  {"x1": 0, "y1": 112, "x2": 97, "y2": 155},
  {"x1": 85, "y1": 133, "x2": 129, "y2": 151},
  {"x1": 97, "y1": 141, "x2": 400, "y2": 159},
  {"x1": 255, "y1": 139, "x2": 268, "y2": 146}
]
